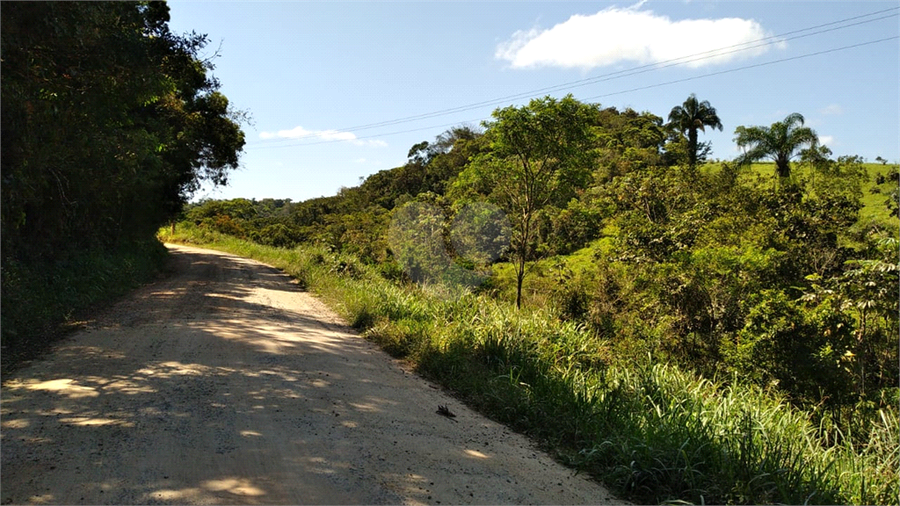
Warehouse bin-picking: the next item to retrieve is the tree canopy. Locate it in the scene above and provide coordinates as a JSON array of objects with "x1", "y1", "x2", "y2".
[
  {"x1": 453, "y1": 95, "x2": 601, "y2": 308},
  {"x1": 667, "y1": 94, "x2": 723, "y2": 169},
  {"x1": 734, "y1": 112, "x2": 818, "y2": 180},
  {"x1": 1, "y1": 1, "x2": 245, "y2": 261}
]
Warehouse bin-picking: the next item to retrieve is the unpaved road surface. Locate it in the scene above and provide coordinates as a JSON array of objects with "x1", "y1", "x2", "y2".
[{"x1": 1, "y1": 244, "x2": 622, "y2": 505}]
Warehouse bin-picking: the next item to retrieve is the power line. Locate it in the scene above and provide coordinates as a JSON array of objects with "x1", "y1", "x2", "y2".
[
  {"x1": 248, "y1": 7, "x2": 897, "y2": 148},
  {"x1": 583, "y1": 36, "x2": 900, "y2": 101},
  {"x1": 250, "y1": 7, "x2": 897, "y2": 146},
  {"x1": 246, "y1": 7, "x2": 898, "y2": 149},
  {"x1": 327, "y1": 7, "x2": 899, "y2": 133},
  {"x1": 249, "y1": 34, "x2": 898, "y2": 151},
  {"x1": 250, "y1": 119, "x2": 479, "y2": 150}
]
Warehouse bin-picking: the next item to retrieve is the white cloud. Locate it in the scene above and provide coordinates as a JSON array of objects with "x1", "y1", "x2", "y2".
[
  {"x1": 496, "y1": 6, "x2": 780, "y2": 70},
  {"x1": 353, "y1": 158, "x2": 384, "y2": 165},
  {"x1": 819, "y1": 104, "x2": 843, "y2": 116},
  {"x1": 258, "y1": 126, "x2": 386, "y2": 147},
  {"x1": 818, "y1": 135, "x2": 834, "y2": 146}
]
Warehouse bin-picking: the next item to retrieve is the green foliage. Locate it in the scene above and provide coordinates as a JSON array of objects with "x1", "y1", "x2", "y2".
[
  {"x1": 453, "y1": 95, "x2": 602, "y2": 308},
  {"x1": 667, "y1": 93, "x2": 723, "y2": 169},
  {"x1": 808, "y1": 235, "x2": 900, "y2": 403},
  {"x1": 541, "y1": 198, "x2": 605, "y2": 255},
  {"x1": 362, "y1": 126, "x2": 486, "y2": 209},
  {"x1": 722, "y1": 289, "x2": 855, "y2": 405},
  {"x1": 388, "y1": 200, "x2": 456, "y2": 285},
  {"x1": 176, "y1": 127, "x2": 489, "y2": 262},
  {"x1": 860, "y1": 163, "x2": 900, "y2": 224},
  {"x1": 1, "y1": 239, "x2": 167, "y2": 373},
  {"x1": 162, "y1": 232, "x2": 899, "y2": 505},
  {"x1": 734, "y1": 112, "x2": 818, "y2": 179},
  {"x1": 187, "y1": 198, "x2": 258, "y2": 223},
  {"x1": 501, "y1": 151, "x2": 894, "y2": 418},
  {"x1": 804, "y1": 153, "x2": 868, "y2": 203},
  {"x1": 253, "y1": 223, "x2": 303, "y2": 248},
  {"x1": 1, "y1": 2, "x2": 245, "y2": 259},
  {"x1": 162, "y1": 93, "x2": 898, "y2": 504},
  {"x1": 593, "y1": 107, "x2": 667, "y2": 180},
  {"x1": 1, "y1": 2, "x2": 245, "y2": 361}
]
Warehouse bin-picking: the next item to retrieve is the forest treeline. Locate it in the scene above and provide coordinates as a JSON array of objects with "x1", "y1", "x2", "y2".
[
  {"x1": 1, "y1": 1, "x2": 245, "y2": 366},
  {"x1": 175, "y1": 94, "x2": 898, "y2": 430}
]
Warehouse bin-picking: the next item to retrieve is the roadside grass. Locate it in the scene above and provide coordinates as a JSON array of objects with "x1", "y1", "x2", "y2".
[
  {"x1": 161, "y1": 224, "x2": 898, "y2": 505},
  {"x1": 1, "y1": 239, "x2": 168, "y2": 374}
]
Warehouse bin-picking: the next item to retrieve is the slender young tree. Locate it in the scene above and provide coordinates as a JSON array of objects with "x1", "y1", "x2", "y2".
[
  {"x1": 733, "y1": 112, "x2": 819, "y2": 180},
  {"x1": 667, "y1": 94, "x2": 723, "y2": 169},
  {"x1": 453, "y1": 95, "x2": 598, "y2": 309}
]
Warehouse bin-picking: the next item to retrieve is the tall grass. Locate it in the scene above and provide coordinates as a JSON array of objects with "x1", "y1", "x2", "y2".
[
  {"x1": 1, "y1": 239, "x2": 168, "y2": 373},
  {"x1": 161, "y1": 225, "x2": 899, "y2": 505}
]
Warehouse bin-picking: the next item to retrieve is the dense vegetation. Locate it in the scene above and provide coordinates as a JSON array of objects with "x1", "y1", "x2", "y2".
[
  {"x1": 163, "y1": 94, "x2": 898, "y2": 504},
  {"x1": 2, "y1": 3, "x2": 896, "y2": 501},
  {"x1": 160, "y1": 228, "x2": 897, "y2": 505},
  {"x1": 1, "y1": 2, "x2": 245, "y2": 369}
]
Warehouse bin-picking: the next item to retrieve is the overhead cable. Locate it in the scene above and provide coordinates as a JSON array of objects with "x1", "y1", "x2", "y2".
[{"x1": 247, "y1": 8, "x2": 898, "y2": 150}]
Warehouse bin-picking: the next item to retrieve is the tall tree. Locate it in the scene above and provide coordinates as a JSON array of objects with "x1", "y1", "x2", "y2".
[
  {"x1": 667, "y1": 94, "x2": 723, "y2": 169},
  {"x1": 1, "y1": 1, "x2": 246, "y2": 359},
  {"x1": 733, "y1": 112, "x2": 818, "y2": 180},
  {"x1": 453, "y1": 95, "x2": 599, "y2": 309},
  {"x1": 1, "y1": 1, "x2": 245, "y2": 259}
]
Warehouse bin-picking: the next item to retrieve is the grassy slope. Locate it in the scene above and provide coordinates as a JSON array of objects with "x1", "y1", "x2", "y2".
[
  {"x1": 744, "y1": 161, "x2": 898, "y2": 227},
  {"x1": 858, "y1": 162, "x2": 899, "y2": 226},
  {"x1": 160, "y1": 224, "x2": 897, "y2": 505}
]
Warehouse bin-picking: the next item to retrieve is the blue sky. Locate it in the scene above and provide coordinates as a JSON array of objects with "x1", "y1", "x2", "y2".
[{"x1": 166, "y1": 1, "x2": 900, "y2": 202}]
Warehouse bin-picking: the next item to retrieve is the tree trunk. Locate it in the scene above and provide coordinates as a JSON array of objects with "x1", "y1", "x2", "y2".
[
  {"x1": 515, "y1": 257, "x2": 525, "y2": 310},
  {"x1": 688, "y1": 128, "x2": 698, "y2": 169},
  {"x1": 515, "y1": 210, "x2": 532, "y2": 310},
  {"x1": 775, "y1": 154, "x2": 791, "y2": 179},
  {"x1": 857, "y1": 307, "x2": 868, "y2": 397}
]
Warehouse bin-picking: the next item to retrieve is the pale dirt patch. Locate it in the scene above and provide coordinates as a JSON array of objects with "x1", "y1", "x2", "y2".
[{"x1": 1, "y1": 244, "x2": 623, "y2": 505}]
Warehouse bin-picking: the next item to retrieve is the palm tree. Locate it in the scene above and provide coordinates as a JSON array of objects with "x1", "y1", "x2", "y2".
[
  {"x1": 667, "y1": 94, "x2": 723, "y2": 169},
  {"x1": 733, "y1": 112, "x2": 819, "y2": 180}
]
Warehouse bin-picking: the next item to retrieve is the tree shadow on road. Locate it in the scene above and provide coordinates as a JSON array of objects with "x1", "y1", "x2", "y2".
[{"x1": 1, "y1": 246, "x2": 573, "y2": 505}]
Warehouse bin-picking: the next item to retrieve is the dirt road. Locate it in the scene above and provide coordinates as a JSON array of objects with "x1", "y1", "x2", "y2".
[{"x1": 1, "y1": 244, "x2": 621, "y2": 505}]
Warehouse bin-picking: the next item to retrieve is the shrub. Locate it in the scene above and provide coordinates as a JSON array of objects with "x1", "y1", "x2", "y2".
[{"x1": 160, "y1": 232, "x2": 899, "y2": 505}]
